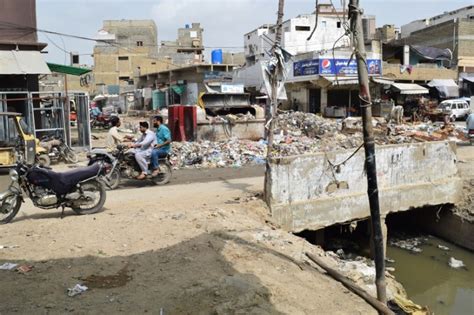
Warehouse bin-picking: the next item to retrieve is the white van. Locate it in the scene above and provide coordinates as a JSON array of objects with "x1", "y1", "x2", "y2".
[{"x1": 439, "y1": 99, "x2": 471, "y2": 121}]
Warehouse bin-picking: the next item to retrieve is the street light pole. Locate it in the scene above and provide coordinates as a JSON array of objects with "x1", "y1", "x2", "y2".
[{"x1": 348, "y1": 0, "x2": 387, "y2": 306}]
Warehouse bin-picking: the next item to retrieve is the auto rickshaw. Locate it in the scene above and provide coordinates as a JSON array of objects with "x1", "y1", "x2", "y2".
[{"x1": 0, "y1": 112, "x2": 49, "y2": 167}]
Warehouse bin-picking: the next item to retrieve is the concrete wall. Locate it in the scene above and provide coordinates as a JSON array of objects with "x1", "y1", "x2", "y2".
[
  {"x1": 197, "y1": 120, "x2": 264, "y2": 141},
  {"x1": 265, "y1": 141, "x2": 463, "y2": 232},
  {"x1": 382, "y1": 63, "x2": 458, "y2": 82}
]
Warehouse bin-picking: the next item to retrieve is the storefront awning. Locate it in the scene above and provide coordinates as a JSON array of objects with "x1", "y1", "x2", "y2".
[
  {"x1": 0, "y1": 50, "x2": 51, "y2": 75},
  {"x1": 391, "y1": 83, "x2": 429, "y2": 95},
  {"x1": 462, "y1": 77, "x2": 474, "y2": 84},
  {"x1": 427, "y1": 79, "x2": 459, "y2": 98},
  {"x1": 371, "y1": 77, "x2": 394, "y2": 85},
  {"x1": 322, "y1": 76, "x2": 359, "y2": 86},
  {"x1": 47, "y1": 63, "x2": 92, "y2": 76}
]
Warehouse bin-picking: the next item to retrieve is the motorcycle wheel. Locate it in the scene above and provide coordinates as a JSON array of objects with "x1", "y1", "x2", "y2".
[
  {"x1": 0, "y1": 195, "x2": 22, "y2": 224},
  {"x1": 152, "y1": 163, "x2": 172, "y2": 186},
  {"x1": 36, "y1": 154, "x2": 51, "y2": 167},
  {"x1": 64, "y1": 147, "x2": 79, "y2": 164},
  {"x1": 105, "y1": 168, "x2": 121, "y2": 190},
  {"x1": 71, "y1": 180, "x2": 106, "y2": 215}
]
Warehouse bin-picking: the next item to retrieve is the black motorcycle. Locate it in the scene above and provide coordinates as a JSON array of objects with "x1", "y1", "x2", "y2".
[
  {"x1": 0, "y1": 162, "x2": 107, "y2": 224},
  {"x1": 87, "y1": 144, "x2": 172, "y2": 189}
]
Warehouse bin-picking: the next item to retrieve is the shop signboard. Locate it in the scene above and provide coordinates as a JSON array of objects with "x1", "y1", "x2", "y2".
[{"x1": 294, "y1": 58, "x2": 381, "y2": 77}]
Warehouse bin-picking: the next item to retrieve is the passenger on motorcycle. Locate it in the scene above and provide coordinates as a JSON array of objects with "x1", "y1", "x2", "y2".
[
  {"x1": 151, "y1": 116, "x2": 171, "y2": 177},
  {"x1": 106, "y1": 116, "x2": 124, "y2": 151},
  {"x1": 128, "y1": 121, "x2": 156, "y2": 180}
]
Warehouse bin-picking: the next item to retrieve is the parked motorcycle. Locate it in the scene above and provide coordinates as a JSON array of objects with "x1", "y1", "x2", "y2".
[
  {"x1": 0, "y1": 161, "x2": 107, "y2": 224},
  {"x1": 40, "y1": 136, "x2": 78, "y2": 164},
  {"x1": 87, "y1": 144, "x2": 172, "y2": 189},
  {"x1": 90, "y1": 113, "x2": 115, "y2": 129}
]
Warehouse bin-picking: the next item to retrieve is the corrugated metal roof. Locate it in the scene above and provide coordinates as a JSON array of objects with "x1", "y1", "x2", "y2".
[
  {"x1": 391, "y1": 83, "x2": 429, "y2": 95},
  {"x1": 0, "y1": 50, "x2": 51, "y2": 75}
]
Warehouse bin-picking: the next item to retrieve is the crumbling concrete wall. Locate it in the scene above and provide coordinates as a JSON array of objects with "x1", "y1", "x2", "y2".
[{"x1": 265, "y1": 141, "x2": 463, "y2": 232}]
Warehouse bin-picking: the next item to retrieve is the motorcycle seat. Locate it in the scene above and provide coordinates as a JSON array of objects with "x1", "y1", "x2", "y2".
[{"x1": 30, "y1": 164, "x2": 101, "y2": 195}]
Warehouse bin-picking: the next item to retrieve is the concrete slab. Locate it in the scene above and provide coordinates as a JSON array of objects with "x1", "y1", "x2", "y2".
[{"x1": 265, "y1": 141, "x2": 463, "y2": 232}]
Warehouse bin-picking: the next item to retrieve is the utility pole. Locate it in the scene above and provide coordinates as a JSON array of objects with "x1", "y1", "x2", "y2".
[
  {"x1": 348, "y1": 0, "x2": 387, "y2": 306},
  {"x1": 266, "y1": 0, "x2": 285, "y2": 157}
]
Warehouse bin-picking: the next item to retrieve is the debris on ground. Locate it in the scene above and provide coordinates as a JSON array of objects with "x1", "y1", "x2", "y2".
[
  {"x1": 448, "y1": 257, "x2": 465, "y2": 269},
  {"x1": 16, "y1": 265, "x2": 34, "y2": 274},
  {"x1": 0, "y1": 263, "x2": 18, "y2": 270},
  {"x1": 389, "y1": 238, "x2": 424, "y2": 253},
  {"x1": 437, "y1": 245, "x2": 450, "y2": 251},
  {"x1": 67, "y1": 284, "x2": 88, "y2": 297},
  {"x1": 0, "y1": 245, "x2": 19, "y2": 249}
]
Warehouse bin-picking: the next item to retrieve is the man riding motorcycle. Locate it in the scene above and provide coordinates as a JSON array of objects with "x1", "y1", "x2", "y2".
[
  {"x1": 151, "y1": 115, "x2": 171, "y2": 177},
  {"x1": 129, "y1": 121, "x2": 156, "y2": 180},
  {"x1": 107, "y1": 116, "x2": 125, "y2": 151}
]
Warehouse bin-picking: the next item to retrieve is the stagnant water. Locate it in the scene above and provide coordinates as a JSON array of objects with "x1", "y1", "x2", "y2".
[{"x1": 387, "y1": 235, "x2": 474, "y2": 315}]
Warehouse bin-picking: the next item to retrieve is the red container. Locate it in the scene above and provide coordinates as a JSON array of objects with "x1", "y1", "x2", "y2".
[{"x1": 168, "y1": 105, "x2": 197, "y2": 141}]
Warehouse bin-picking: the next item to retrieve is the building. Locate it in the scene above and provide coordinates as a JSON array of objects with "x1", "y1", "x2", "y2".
[
  {"x1": 375, "y1": 25, "x2": 400, "y2": 43},
  {"x1": 401, "y1": 5, "x2": 474, "y2": 38},
  {"x1": 93, "y1": 20, "x2": 173, "y2": 94},
  {"x1": 399, "y1": 6, "x2": 474, "y2": 80},
  {"x1": 158, "y1": 23, "x2": 204, "y2": 65},
  {"x1": 243, "y1": 4, "x2": 357, "y2": 66}
]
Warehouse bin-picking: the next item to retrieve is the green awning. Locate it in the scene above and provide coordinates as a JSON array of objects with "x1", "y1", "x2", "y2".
[
  {"x1": 171, "y1": 84, "x2": 185, "y2": 95},
  {"x1": 47, "y1": 63, "x2": 92, "y2": 76}
]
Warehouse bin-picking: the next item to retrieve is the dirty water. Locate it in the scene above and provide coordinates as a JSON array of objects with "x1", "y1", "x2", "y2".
[{"x1": 387, "y1": 235, "x2": 474, "y2": 315}]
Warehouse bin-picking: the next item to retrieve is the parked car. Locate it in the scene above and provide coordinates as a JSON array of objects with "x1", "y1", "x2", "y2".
[{"x1": 438, "y1": 99, "x2": 471, "y2": 121}]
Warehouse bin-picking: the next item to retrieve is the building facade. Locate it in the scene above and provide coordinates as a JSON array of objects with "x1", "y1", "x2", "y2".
[
  {"x1": 158, "y1": 23, "x2": 204, "y2": 65},
  {"x1": 93, "y1": 20, "x2": 172, "y2": 94}
]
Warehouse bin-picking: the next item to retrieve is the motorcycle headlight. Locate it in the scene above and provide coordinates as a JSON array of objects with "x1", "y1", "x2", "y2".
[{"x1": 9, "y1": 169, "x2": 19, "y2": 181}]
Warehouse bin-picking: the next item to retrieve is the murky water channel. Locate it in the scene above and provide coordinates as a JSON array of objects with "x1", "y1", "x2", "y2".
[{"x1": 387, "y1": 235, "x2": 474, "y2": 315}]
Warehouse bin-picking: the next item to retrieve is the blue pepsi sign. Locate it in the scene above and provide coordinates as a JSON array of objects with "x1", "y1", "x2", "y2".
[{"x1": 294, "y1": 58, "x2": 381, "y2": 76}]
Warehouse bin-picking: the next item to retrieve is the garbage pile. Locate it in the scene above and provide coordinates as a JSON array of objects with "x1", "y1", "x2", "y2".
[{"x1": 169, "y1": 111, "x2": 468, "y2": 169}]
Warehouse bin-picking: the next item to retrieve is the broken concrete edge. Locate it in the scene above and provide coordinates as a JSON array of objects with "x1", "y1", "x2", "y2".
[
  {"x1": 270, "y1": 178, "x2": 462, "y2": 233},
  {"x1": 267, "y1": 140, "x2": 457, "y2": 164},
  {"x1": 265, "y1": 140, "x2": 462, "y2": 232}
]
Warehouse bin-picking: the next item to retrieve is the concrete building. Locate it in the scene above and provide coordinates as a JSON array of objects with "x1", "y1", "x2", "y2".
[
  {"x1": 244, "y1": 4, "x2": 356, "y2": 66},
  {"x1": 158, "y1": 23, "x2": 204, "y2": 65},
  {"x1": 93, "y1": 20, "x2": 173, "y2": 94},
  {"x1": 398, "y1": 6, "x2": 474, "y2": 80},
  {"x1": 375, "y1": 25, "x2": 400, "y2": 43},
  {"x1": 401, "y1": 5, "x2": 474, "y2": 38}
]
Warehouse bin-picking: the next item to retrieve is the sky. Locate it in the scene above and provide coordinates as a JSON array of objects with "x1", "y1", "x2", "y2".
[{"x1": 36, "y1": 0, "x2": 473, "y2": 65}]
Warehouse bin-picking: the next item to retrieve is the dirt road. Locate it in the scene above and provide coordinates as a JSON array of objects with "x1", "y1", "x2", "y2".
[{"x1": 0, "y1": 176, "x2": 375, "y2": 314}]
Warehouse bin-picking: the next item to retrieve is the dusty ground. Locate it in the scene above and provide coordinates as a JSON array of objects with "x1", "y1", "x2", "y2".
[{"x1": 0, "y1": 176, "x2": 376, "y2": 314}]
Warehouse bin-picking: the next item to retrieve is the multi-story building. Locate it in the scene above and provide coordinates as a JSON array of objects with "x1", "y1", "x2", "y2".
[
  {"x1": 399, "y1": 6, "x2": 474, "y2": 80},
  {"x1": 158, "y1": 23, "x2": 204, "y2": 65},
  {"x1": 243, "y1": 4, "x2": 377, "y2": 66},
  {"x1": 93, "y1": 20, "x2": 173, "y2": 94}
]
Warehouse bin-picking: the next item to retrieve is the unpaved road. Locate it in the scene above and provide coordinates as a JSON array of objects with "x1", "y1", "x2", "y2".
[{"x1": 0, "y1": 176, "x2": 375, "y2": 314}]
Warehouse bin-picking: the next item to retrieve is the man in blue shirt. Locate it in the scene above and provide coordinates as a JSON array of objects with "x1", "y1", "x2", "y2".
[{"x1": 151, "y1": 115, "x2": 171, "y2": 177}]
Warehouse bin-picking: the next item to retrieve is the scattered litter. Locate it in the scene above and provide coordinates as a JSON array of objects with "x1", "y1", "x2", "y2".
[
  {"x1": 390, "y1": 238, "x2": 423, "y2": 253},
  {"x1": 67, "y1": 284, "x2": 88, "y2": 297},
  {"x1": 448, "y1": 257, "x2": 465, "y2": 269},
  {"x1": 16, "y1": 264, "x2": 34, "y2": 274},
  {"x1": 0, "y1": 245, "x2": 19, "y2": 249},
  {"x1": 437, "y1": 244, "x2": 450, "y2": 251},
  {"x1": 0, "y1": 262, "x2": 18, "y2": 270}
]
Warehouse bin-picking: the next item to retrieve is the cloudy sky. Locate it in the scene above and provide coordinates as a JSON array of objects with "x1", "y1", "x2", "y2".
[{"x1": 37, "y1": 0, "x2": 472, "y2": 65}]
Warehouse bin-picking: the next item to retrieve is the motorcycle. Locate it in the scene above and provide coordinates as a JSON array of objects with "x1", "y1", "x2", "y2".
[
  {"x1": 0, "y1": 161, "x2": 107, "y2": 224},
  {"x1": 90, "y1": 113, "x2": 115, "y2": 129},
  {"x1": 87, "y1": 144, "x2": 172, "y2": 189},
  {"x1": 40, "y1": 135, "x2": 79, "y2": 164}
]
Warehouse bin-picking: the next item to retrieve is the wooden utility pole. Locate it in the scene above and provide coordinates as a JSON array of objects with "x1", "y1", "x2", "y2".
[
  {"x1": 266, "y1": 0, "x2": 285, "y2": 158},
  {"x1": 348, "y1": 0, "x2": 387, "y2": 306}
]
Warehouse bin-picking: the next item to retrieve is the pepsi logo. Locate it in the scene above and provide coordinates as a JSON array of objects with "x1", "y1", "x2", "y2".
[{"x1": 321, "y1": 59, "x2": 331, "y2": 70}]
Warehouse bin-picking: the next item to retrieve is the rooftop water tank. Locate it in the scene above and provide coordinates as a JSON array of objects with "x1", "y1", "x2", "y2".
[{"x1": 211, "y1": 49, "x2": 223, "y2": 65}]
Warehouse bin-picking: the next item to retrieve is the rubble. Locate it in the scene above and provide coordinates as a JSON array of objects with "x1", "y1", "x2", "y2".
[
  {"x1": 448, "y1": 257, "x2": 465, "y2": 269},
  {"x1": 113, "y1": 111, "x2": 467, "y2": 170}
]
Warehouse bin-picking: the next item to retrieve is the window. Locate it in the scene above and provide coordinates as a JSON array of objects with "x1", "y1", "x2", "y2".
[
  {"x1": 247, "y1": 35, "x2": 250, "y2": 40},
  {"x1": 119, "y1": 76, "x2": 130, "y2": 81},
  {"x1": 118, "y1": 56, "x2": 129, "y2": 61},
  {"x1": 337, "y1": 21, "x2": 342, "y2": 28},
  {"x1": 295, "y1": 26, "x2": 311, "y2": 31},
  {"x1": 151, "y1": 62, "x2": 156, "y2": 65},
  {"x1": 321, "y1": 21, "x2": 327, "y2": 27},
  {"x1": 136, "y1": 41, "x2": 143, "y2": 47}
]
